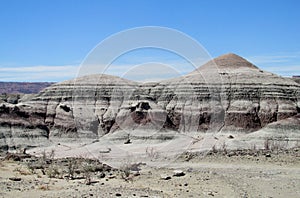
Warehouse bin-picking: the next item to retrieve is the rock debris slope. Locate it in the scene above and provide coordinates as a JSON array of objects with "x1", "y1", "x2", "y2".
[{"x1": 0, "y1": 53, "x2": 299, "y2": 150}]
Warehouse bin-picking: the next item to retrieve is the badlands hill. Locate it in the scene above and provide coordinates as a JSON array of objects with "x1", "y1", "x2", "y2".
[{"x1": 0, "y1": 53, "x2": 299, "y2": 151}]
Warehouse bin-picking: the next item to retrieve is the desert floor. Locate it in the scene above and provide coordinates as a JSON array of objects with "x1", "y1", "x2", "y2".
[{"x1": 0, "y1": 148, "x2": 299, "y2": 198}]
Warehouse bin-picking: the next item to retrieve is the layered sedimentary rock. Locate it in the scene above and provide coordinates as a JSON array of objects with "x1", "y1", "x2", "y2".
[{"x1": 0, "y1": 53, "x2": 299, "y2": 150}]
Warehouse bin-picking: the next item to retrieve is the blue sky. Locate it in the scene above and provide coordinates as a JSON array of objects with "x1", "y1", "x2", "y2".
[{"x1": 0, "y1": 0, "x2": 299, "y2": 82}]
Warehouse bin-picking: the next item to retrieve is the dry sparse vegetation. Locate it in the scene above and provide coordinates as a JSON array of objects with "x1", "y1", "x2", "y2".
[
  {"x1": 264, "y1": 137, "x2": 290, "y2": 153},
  {"x1": 145, "y1": 147, "x2": 159, "y2": 159}
]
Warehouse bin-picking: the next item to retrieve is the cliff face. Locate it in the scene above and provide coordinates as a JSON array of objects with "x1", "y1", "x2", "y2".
[{"x1": 0, "y1": 54, "x2": 299, "y2": 150}]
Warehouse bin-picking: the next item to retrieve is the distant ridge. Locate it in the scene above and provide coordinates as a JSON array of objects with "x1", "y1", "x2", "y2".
[
  {"x1": 0, "y1": 82, "x2": 54, "y2": 94},
  {"x1": 291, "y1": 76, "x2": 300, "y2": 84}
]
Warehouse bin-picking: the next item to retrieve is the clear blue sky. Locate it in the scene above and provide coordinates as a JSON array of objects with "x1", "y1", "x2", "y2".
[{"x1": 0, "y1": 0, "x2": 299, "y2": 82}]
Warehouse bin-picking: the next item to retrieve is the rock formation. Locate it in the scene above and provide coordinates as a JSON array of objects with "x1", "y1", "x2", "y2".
[{"x1": 0, "y1": 53, "x2": 299, "y2": 151}]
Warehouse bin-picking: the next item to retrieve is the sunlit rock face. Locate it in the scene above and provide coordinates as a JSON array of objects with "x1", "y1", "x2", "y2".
[{"x1": 0, "y1": 53, "x2": 299, "y2": 150}]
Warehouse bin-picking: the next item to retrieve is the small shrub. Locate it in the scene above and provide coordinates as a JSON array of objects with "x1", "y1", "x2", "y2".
[
  {"x1": 84, "y1": 171, "x2": 92, "y2": 185},
  {"x1": 42, "y1": 150, "x2": 47, "y2": 162},
  {"x1": 82, "y1": 161, "x2": 96, "y2": 185},
  {"x1": 145, "y1": 147, "x2": 159, "y2": 159},
  {"x1": 264, "y1": 137, "x2": 290, "y2": 154},
  {"x1": 222, "y1": 142, "x2": 227, "y2": 154},
  {"x1": 264, "y1": 138, "x2": 271, "y2": 150},
  {"x1": 27, "y1": 162, "x2": 36, "y2": 174},
  {"x1": 67, "y1": 160, "x2": 78, "y2": 179},
  {"x1": 120, "y1": 164, "x2": 132, "y2": 182},
  {"x1": 211, "y1": 145, "x2": 217, "y2": 153},
  {"x1": 49, "y1": 149, "x2": 55, "y2": 160},
  {"x1": 39, "y1": 185, "x2": 49, "y2": 191},
  {"x1": 251, "y1": 144, "x2": 257, "y2": 151},
  {"x1": 46, "y1": 165, "x2": 60, "y2": 178},
  {"x1": 119, "y1": 161, "x2": 142, "y2": 182}
]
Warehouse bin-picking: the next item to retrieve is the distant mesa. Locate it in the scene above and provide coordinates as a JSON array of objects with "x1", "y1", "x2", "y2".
[
  {"x1": 290, "y1": 76, "x2": 300, "y2": 84},
  {"x1": 0, "y1": 82, "x2": 54, "y2": 94}
]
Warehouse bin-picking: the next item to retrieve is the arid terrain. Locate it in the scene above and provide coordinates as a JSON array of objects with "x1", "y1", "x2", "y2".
[
  {"x1": 1, "y1": 0, "x2": 299, "y2": 197},
  {"x1": 0, "y1": 147, "x2": 299, "y2": 198},
  {"x1": 0, "y1": 53, "x2": 299, "y2": 197}
]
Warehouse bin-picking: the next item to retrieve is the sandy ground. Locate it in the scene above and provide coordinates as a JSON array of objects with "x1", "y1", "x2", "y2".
[{"x1": 0, "y1": 148, "x2": 299, "y2": 198}]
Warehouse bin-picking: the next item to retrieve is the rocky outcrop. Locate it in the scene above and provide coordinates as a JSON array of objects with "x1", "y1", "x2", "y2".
[
  {"x1": 0, "y1": 53, "x2": 299, "y2": 151},
  {"x1": 0, "y1": 94, "x2": 23, "y2": 104}
]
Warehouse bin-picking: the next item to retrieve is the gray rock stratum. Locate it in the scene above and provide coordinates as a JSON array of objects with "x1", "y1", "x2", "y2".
[{"x1": 0, "y1": 53, "x2": 299, "y2": 151}]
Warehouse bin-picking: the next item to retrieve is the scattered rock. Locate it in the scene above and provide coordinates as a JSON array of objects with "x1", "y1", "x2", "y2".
[
  {"x1": 207, "y1": 191, "x2": 214, "y2": 196},
  {"x1": 9, "y1": 177, "x2": 22, "y2": 181},
  {"x1": 124, "y1": 139, "x2": 131, "y2": 144},
  {"x1": 160, "y1": 174, "x2": 171, "y2": 180},
  {"x1": 115, "y1": 193, "x2": 122, "y2": 196},
  {"x1": 108, "y1": 175, "x2": 116, "y2": 179},
  {"x1": 228, "y1": 135, "x2": 234, "y2": 139},
  {"x1": 173, "y1": 170, "x2": 185, "y2": 177},
  {"x1": 227, "y1": 151, "x2": 235, "y2": 157},
  {"x1": 92, "y1": 139, "x2": 99, "y2": 143},
  {"x1": 99, "y1": 148, "x2": 111, "y2": 153},
  {"x1": 98, "y1": 172, "x2": 105, "y2": 178},
  {"x1": 265, "y1": 153, "x2": 271, "y2": 158}
]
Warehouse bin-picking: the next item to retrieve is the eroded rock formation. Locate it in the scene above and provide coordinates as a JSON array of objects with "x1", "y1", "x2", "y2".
[{"x1": 0, "y1": 53, "x2": 299, "y2": 150}]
